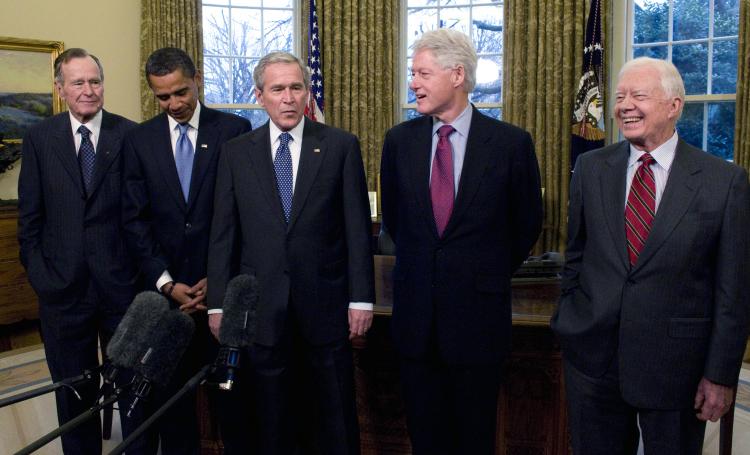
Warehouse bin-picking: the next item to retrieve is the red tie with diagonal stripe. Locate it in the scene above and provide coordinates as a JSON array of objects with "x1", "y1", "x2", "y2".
[{"x1": 625, "y1": 153, "x2": 656, "y2": 266}]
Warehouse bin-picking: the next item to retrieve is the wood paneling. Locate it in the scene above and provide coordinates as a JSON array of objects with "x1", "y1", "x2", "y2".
[{"x1": 0, "y1": 206, "x2": 38, "y2": 326}]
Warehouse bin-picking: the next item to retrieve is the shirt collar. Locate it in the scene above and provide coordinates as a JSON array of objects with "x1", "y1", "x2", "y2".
[
  {"x1": 167, "y1": 102, "x2": 201, "y2": 132},
  {"x1": 69, "y1": 109, "x2": 103, "y2": 138},
  {"x1": 627, "y1": 130, "x2": 678, "y2": 172},
  {"x1": 269, "y1": 116, "x2": 305, "y2": 146},
  {"x1": 432, "y1": 103, "x2": 472, "y2": 138}
]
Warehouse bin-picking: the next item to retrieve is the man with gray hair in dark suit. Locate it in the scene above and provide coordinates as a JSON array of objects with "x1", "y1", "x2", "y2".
[
  {"x1": 18, "y1": 47, "x2": 139, "y2": 454},
  {"x1": 552, "y1": 57, "x2": 750, "y2": 454}
]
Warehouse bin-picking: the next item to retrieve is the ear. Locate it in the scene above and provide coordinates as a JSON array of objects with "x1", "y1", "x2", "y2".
[
  {"x1": 255, "y1": 88, "x2": 264, "y2": 108},
  {"x1": 667, "y1": 96, "x2": 683, "y2": 121},
  {"x1": 194, "y1": 70, "x2": 203, "y2": 88},
  {"x1": 55, "y1": 80, "x2": 64, "y2": 98},
  {"x1": 452, "y1": 65, "x2": 465, "y2": 89}
]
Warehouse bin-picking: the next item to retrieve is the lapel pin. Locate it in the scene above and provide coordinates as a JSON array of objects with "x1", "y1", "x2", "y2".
[
  {"x1": 201, "y1": 144, "x2": 208, "y2": 149},
  {"x1": 314, "y1": 148, "x2": 321, "y2": 153}
]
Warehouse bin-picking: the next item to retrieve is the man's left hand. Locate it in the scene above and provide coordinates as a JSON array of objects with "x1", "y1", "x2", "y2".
[
  {"x1": 348, "y1": 308, "x2": 373, "y2": 339},
  {"x1": 694, "y1": 376, "x2": 735, "y2": 422},
  {"x1": 178, "y1": 278, "x2": 208, "y2": 313}
]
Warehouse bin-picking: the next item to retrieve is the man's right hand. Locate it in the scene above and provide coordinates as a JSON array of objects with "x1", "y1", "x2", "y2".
[{"x1": 209, "y1": 313, "x2": 223, "y2": 340}]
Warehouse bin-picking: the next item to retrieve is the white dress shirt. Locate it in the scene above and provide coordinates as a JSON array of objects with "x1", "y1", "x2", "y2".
[{"x1": 69, "y1": 110, "x2": 103, "y2": 155}]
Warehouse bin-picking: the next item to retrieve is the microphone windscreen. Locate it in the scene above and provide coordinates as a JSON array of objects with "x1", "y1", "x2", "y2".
[
  {"x1": 219, "y1": 274, "x2": 259, "y2": 347},
  {"x1": 133, "y1": 310, "x2": 195, "y2": 387},
  {"x1": 107, "y1": 291, "x2": 170, "y2": 368}
]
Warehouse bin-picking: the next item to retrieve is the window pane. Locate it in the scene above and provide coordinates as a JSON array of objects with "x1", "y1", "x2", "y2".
[
  {"x1": 633, "y1": 0, "x2": 668, "y2": 44},
  {"x1": 406, "y1": 58, "x2": 416, "y2": 103},
  {"x1": 633, "y1": 45, "x2": 668, "y2": 59},
  {"x1": 407, "y1": 0, "x2": 438, "y2": 7},
  {"x1": 405, "y1": 109, "x2": 422, "y2": 120},
  {"x1": 232, "y1": 58, "x2": 257, "y2": 104},
  {"x1": 478, "y1": 108, "x2": 502, "y2": 120},
  {"x1": 263, "y1": 9, "x2": 294, "y2": 54},
  {"x1": 473, "y1": 5, "x2": 503, "y2": 54},
  {"x1": 263, "y1": 0, "x2": 292, "y2": 7},
  {"x1": 407, "y1": 8, "x2": 439, "y2": 54},
  {"x1": 712, "y1": 40, "x2": 738, "y2": 95},
  {"x1": 707, "y1": 102, "x2": 735, "y2": 160},
  {"x1": 204, "y1": 57, "x2": 232, "y2": 104},
  {"x1": 232, "y1": 0, "x2": 261, "y2": 6},
  {"x1": 439, "y1": 6, "x2": 471, "y2": 35},
  {"x1": 203, "y1": 7, "x2": 231, "y2": 56},
  {"x1": 443, "y1": 0, "x2": 471, "y2": 5},
  {"x1": 714, "y1": 0, "x2": 739, "y2": 36},
  {"x1": 673, "y1": 0, "x2": 709, "y2": 41},
  {"x1": 676, "y1": 103, "x2": 704, "y2": 150},
  {"x1": 672, "y1": 43, "x2": 708, "y2": 95},
  {"x1": 219, "y1": 108, "x2": 268, "y2": 126},
  {"x1": 232, "y1": 8, "x2": 262, "y2": 57},
  {"x1": 472, "y1": 55, "x2": 501, "y2": 104}
]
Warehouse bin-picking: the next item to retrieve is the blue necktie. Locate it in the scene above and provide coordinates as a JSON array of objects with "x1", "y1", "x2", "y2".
[
  {"x1": 78, "y1": 125, "x2": 96, "y2": 194},
  {"x1": 175, "y1": 123, "x2": 194, "y2": 202},
  {"x1": 274, "y1": 132, "x2": 293, "y2": 222}
]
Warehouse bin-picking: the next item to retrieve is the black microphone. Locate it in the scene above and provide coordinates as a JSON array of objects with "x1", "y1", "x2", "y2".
[
  {"x1": 208, "y1": 274, "x2": 259, "y2": 391},
  {"x1": 126, "y1": 309, "x2": 195, "y2": 417}
]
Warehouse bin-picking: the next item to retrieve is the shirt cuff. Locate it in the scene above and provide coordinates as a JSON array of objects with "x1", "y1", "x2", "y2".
[
  {"x1": 156, "y1": 271, "x2": 174, "y2": 292},
  {"x1": 348, "y1": 302, "x2": 373, "y2": 311},
  {"x1": 207, "y1": 309, "x2": 224, "y2": 315}
]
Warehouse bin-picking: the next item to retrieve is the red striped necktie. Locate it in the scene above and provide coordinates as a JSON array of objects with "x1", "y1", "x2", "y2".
[{"x1": 625, "y1": 153, "x2": 656, "y2": 266}]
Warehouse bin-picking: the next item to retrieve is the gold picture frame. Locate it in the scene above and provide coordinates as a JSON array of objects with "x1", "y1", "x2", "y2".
[{"x1": 0, "y1": 36, "x2": 65, "y2": 143}]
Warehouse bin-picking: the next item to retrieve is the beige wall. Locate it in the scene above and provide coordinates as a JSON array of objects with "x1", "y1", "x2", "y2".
[{"x1": 0, "y1": 0, "x2": 141, "y2": 199}]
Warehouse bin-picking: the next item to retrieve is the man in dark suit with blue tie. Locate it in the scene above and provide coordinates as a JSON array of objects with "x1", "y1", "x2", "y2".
[
  {"x1": 122, "y1": 47, "x2": 251, "y2": 454},
  {"x1": 18, "y1": 48, "x2": 139, "y2": 454},
  {"x1": 380, "y1": 29, "x2": 543, "y2": 454},
  {"x1": 207, "y1": 51, "x2": 374, "y2": 455},
  {"x1": 551, "y1": 57, "x2": 750, "y2": 454}
]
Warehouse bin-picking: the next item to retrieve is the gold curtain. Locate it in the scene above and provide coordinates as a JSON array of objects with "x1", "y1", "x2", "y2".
[
  {"x1": 503, "y1": 0, "x2": 608, "y2": 253},
  {"x1": 139, "y1": 0, "x2": 203, "y2": 120},
  {"x1": 302, "y1": 0, "x2": 399, "y2": 191},
  {"x1": 734, "y1": 0, "x2": 749, "y2": 171}
]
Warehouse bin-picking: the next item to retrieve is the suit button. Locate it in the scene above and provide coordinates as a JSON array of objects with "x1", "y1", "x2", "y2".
[{"x1": 185, "y1": 222, "x2": 192, "y2": 230}]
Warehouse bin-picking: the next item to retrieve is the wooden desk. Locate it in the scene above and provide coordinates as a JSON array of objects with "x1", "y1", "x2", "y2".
[{"x1": 356, "y1": 255, "x2": 568, "y2": 455}]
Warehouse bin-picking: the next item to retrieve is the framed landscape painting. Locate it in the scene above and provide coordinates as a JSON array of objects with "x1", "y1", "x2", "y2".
[{"x1": 0, "y1": 37, "x2": 64, "y2": 142}]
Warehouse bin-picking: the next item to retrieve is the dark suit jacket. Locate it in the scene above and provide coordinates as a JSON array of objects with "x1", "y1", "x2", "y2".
[
  {"x1": 551, "y1": 139, "x2": 750, "y2": 409},
  {"x1": 207, "y1": 119, "x2": 375, "y2": 347},
  {"x1": 380, "y1": 107, "x2": 543, "y2": 365},
  {"x1": 122, "y1": 105, "x2": 251, "y2": 287},
  {"x1": 18, "y1": 110, "x2": 138, "y2": 314}
]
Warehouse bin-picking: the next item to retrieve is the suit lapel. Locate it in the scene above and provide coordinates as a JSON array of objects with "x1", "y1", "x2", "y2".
[
  {"x1": 631, "y1": 140, "x2": 700, "y2": 273},
  {"x1": 601, "y1": 142, "x2": 630, "y2": 269},
  {"x1": 247, "y1": 123, "x2": 288, "y2": 226},
  {"x1": 445, "y1": 108, "x2": 492, "y2": 236},
  {"x1": 287, "y1": 120, "x2": 325, "y2": 231},
  {"x1": 152, "y1": 114, "x2": 187, "y2": 211},
  {"x1": 406, "y1": 116, "x2": 438, "y2": 238},
  {"x1": 187, "y1": 105, "x2": 217, "y2": 211},
  {"x1": 87, "y1": 111, "x2": 121, "y2": 198},
  {"x1": 50, "y1": 114, "x2": 85, "y2": 197}
]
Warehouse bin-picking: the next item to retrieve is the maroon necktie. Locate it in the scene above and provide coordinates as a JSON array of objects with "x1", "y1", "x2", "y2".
[
  {"x1": 430, "y1": 125, "x2": 455, "y2": 237},
  {"x1": 625, "y1": 153, "x2": 656, "y2": 266}
]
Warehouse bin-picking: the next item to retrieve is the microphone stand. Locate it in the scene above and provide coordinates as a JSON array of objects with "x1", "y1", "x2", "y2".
[
  {"x1": 13, "y1": 384, "x2": 128, "y2": 455},
  {"x1": 0, "y1": 367, "x2": 101, "y2": 409},
  {"x1": 108, "y1": 364, "x2": 211, "y2": 455}
]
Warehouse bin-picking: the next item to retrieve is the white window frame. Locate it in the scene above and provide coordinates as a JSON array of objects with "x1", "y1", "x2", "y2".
[
  {"x1": 201, "y1": 0, "x2": 301, "y2": 115},
  {"x1": 611, "y1": 0, "x2": 737, "y2": 155},
  {"x1": 400, "y1": 0, "x2": 505, "y2": 120}
]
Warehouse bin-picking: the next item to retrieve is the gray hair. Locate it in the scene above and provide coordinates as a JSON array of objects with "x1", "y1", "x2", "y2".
[
  {"x1": 412, "y1": 29, "x2": 477, "y2": 93},
  {"x1": 253, "y1": 51, "x2": 311, "y2": 91},
  {"x1": 54, "y1": 48, "x2": 104, "y2": 83},
  {"x1": 619, "y1": 57, "x2": 685, "y2": 117}
]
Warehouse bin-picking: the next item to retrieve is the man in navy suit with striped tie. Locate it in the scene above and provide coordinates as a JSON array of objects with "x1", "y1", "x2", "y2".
[{"x1": 18, "y1": 48, "x2": 139, "y2": 454}]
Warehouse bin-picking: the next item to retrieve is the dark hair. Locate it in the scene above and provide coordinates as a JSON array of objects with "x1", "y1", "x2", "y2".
[
  {"x1": 145, "y1": 47, "x2": 197, "y2": 81},
  {"x1": 54, "y1": 48, "x2": 104, "y2": 83}
]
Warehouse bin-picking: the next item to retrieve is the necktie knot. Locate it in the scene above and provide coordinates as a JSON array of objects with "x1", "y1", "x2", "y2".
[
  {"x1": 177, "y1": 123, "x2": 190, "y2": 136},
  {"x1": 639, "y1": 152, "x2": 655, "y2": 167},
  {"x1": 78, "y1": 125, "x2": 91, "y2": 139},
  {"x1": 437, "y1": 125, "x2": 455, "y2": 139},
  {"x1": 279, "y1": 132, "x2": 291, "y2": 147}
]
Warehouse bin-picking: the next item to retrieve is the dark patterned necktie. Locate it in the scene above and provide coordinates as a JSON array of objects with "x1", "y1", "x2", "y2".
[
  {"x1": 78, "y1": 125, "x2": 96, "y2": 194},
  {"x1": 274, "y1": 132, "x2": 293, "y2": 222},
  {"x1": 175, "y1": 123, "x2": 194, "y2": 202},
  {"x1": 430, "y1": 125, "x2": 455, "y2": 237},
  {"x1": 625, "y1": 153, "x2": 656, "y2": 266}
]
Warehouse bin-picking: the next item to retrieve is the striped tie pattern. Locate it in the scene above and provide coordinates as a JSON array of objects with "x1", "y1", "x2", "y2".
[{"x1": 625, "y1": 153, "x2": 656, "y2": 266}]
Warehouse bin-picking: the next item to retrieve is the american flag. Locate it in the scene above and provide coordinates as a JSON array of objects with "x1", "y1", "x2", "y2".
[{"x1": 305, "y1": 0, "x2": 325, "y2": 123}]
